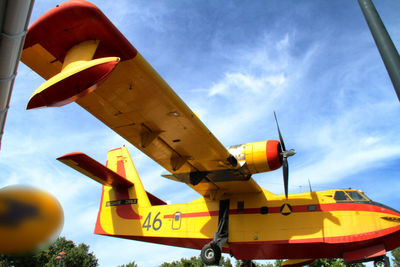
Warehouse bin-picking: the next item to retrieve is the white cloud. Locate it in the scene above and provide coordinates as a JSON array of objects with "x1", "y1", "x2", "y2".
[
  {"x1": 208, "y1": 72, "x2": 286, "y2": 96},
  {"x1": 276, "y1": 33, "x2": 289, "y2": 51}
]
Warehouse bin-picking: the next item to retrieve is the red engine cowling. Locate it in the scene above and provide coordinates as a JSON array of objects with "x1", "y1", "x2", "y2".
[{"x1": 228, "y1": 140, "x2": 282, "y2": 174}]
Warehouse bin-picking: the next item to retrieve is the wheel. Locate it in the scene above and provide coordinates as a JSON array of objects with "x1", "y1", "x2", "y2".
[
  {"x1": 200, "y1": 242, "x2": 221, "y2": 265},
  {"x1": 374, "y1": 256, "x2": 390, "y2": 267},
  {"x1": 374, "y1": 261, "x2": 386, "y2": 267}
]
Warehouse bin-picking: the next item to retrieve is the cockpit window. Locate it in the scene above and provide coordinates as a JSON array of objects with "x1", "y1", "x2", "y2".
[
  {"x1": 346, "y1": 191, "x2": 368, "y2": 201},
  {"x1": 361, "y1": 192, "x2": 370, "y2": 201},
  {"x1": 334, "y1": 191, "x2": 350, "y2": 201}
]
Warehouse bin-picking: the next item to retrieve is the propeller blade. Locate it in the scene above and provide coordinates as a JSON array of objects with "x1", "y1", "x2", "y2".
[
  {"x1": 283, "y1": 157, "x2": 289, "y2": 199},
  {"x1": 274, "y1": 111, "x2": 294, "y2": 199},
  {"x1": 273, "y1": 111, "x2": 286, "y2": 151}
]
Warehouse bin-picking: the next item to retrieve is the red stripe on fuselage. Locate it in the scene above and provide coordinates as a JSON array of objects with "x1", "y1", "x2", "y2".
[
  {"x1": 164, "y1": 202, "x2": 400, "y2": 219},
  {"x1": 164, "y1": 210, "x2": 219, "y2": 219},
  {"x1": 320, "y1": 202, "x2": 400, "y2": 216}
]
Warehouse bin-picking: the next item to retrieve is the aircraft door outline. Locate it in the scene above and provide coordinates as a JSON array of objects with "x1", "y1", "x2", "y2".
[{"x1": 172, "y1": 212, "x2": 182, "y2": 230}]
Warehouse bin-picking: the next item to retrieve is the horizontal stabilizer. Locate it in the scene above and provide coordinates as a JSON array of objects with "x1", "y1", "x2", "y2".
[{"x1": 57, "y1": 152, "x2": 133, "y2": 188}]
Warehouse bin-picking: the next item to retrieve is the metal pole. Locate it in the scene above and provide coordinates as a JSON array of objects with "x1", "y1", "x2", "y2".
[{"x1": 358, "y1": 0, "x2": 400, "y2": 102}]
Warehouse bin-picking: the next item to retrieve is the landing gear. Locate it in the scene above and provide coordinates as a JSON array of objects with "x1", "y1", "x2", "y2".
[
  {"x1": 200, "y1": 199, "x2": 230, "y2": 266},
  {"x1": 200, "y1": 242, "x2": 221, "y2": 265},
  {"x1": 373, "y1": 255, "x2": 390, "y2": 267}
]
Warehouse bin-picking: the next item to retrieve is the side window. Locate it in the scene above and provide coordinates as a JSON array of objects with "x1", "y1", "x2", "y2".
[
  {"x1": 172, "y1": 212, "x2": 182, "y2": 230},
  {"x1": 346, "y1": 191, "x2": 368, "y2": 201},
  {"x1": 334, "y1": 191, "x2": 350, "y2": 201}
]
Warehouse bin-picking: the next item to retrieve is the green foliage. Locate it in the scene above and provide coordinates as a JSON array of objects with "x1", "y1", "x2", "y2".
[
  {"x1": 234, "y1": 260, "x2": 280, "y2": 267},
  {"x1": 392, "y1": 247, "x2": 400, "y2": 266},
  {"x1": 160, "y1": 258, "x2": 281, "y2": 267},
  {"x1": 159, "y1": 256, "x2": 233, "y2": 267},
  {"x1": 118, "y1": 261, "x2": 138, "y2": 267},
  {"x1": 0, "y1": 253, "x2": 38, "y2": 267},
  {"x1": 0, "y1": 236, "x2": 98, "y2": 267},
  {"x1": 310, "y1": 258, "x2": 365, "y2": 267},
  {"x1": 159, "y1": 256, "x2": 203, "y2": 267},
  {"x1": 272, "y1": 259, "x2": 283, "y2": 267},
  {"x1": 310, "y1": 258, "x2": 343, "y2": 267}
]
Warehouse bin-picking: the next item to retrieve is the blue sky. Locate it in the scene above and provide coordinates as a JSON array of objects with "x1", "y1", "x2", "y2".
[{"x1": 1, "y1": 0, "x2": 400, "y2": 266}]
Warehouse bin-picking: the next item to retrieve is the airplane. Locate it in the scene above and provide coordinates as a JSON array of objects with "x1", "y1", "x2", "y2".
[{"x1": 19, "y1": 1, "x2": 400, "y2": 266}]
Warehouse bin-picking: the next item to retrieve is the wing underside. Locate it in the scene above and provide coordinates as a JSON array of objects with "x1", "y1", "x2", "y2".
[{"x1": 21, "y1": 0, "x2": 262, "y2": 197}]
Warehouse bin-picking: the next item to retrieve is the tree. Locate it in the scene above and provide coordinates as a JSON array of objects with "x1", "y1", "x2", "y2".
[
  {"x1": 310, "y1": 258, "x2": 365, "y2": 267},
  {"x1": 160, "y1": 256, "x2": 233, "y2": 267},
  {"x1": 0, "y1": 237, "x2": 98, "y2": 267},
  {"x1": 118, "y1": 261, "x2": 138, "y2": 267},
  {"x1": 392, "y1": 247, "x2": 400, "y2": 266},
  {"x1": 235, "y1": 260, "x2": 281, "y2": 267}
]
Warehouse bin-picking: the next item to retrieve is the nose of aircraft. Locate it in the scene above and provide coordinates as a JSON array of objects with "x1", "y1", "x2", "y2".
[
  {"x1": 372, "y1": 201, "x2": 400, "y2": 218},
  {"x1": 371, "y1": 201, "x2": 400, "y2": 253}
]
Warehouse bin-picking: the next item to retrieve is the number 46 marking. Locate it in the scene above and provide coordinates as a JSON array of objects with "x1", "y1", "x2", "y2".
[{"x1": 142, "y1": 212, "x2": 162, "y2": 231}]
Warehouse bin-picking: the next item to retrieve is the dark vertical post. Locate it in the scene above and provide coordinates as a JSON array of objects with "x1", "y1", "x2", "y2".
[{"x1": 358, "y1": 0, "x2": 400, "y2": 101}]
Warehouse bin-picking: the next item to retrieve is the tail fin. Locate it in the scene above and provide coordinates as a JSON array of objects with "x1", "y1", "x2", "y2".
[
  {"x1": 58, "y1": 147, "x2": 165, "y2": 236},
  {"x1": 104, "y1": 147, "x2": 150, "y2": 208}
]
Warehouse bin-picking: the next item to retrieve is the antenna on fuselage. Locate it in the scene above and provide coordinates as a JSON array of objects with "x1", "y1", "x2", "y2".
[{"x1": 308, "y1": 178, "x2": 313, "y2": 192}]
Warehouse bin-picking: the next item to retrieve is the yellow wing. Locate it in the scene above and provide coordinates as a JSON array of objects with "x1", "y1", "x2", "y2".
[{"x1": 21, "y1": 1, "x2": 266, "y2": 198}]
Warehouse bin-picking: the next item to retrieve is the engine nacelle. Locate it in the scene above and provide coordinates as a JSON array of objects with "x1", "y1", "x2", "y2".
[{"x1": 228, "y1": 140, "x2": 282, "y2": 174}]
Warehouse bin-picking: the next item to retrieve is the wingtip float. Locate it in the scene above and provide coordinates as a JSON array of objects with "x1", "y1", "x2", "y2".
[
  {"x1": 25, "y1": 37, "x2": 120, "y2": 110},
  {"x1": 26, "y1": 56, "x2": 120, "y2": 109}
]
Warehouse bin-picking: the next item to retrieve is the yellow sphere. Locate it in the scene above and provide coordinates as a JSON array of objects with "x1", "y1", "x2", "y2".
[{"x1": 0, "y1": 186, "x2": 64, "y2": 254}]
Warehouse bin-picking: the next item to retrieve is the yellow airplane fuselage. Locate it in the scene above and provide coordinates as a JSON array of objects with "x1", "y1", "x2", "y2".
[{"x1": 95, "y1": 147, "x2": 400, "y2": 261}]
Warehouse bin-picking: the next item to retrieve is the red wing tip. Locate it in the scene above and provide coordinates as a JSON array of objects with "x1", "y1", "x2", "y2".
[
  {"x1": 50, "y1": 0, "x2": 99, "y2": 13},
  {"x1": 26, "y1": 96, "x2": 44, "y2": 110},
  {"x1": 57, "y1": 152, "x2": 86, "y2": 160},
  {"x1": 63, "y1": 0, "x2": 97, "y2": 6},
  {"x1": 27, "y1": 0, "x2": 99, "y2": 32}
]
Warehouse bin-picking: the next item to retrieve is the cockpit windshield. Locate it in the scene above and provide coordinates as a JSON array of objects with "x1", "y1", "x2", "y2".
[
  {"x1": 345, "y1": 190, "x2": 369, "y2": 201},
  {"x1": 333, "y1": 190, "x2": 369, "y2": 202},
  {"x1": 334, "y1": 191, "x2": 350, "y2": 201}
]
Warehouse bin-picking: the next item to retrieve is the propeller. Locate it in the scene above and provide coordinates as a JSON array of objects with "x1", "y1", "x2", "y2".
[{"x1": 273, "y1": 111, "x2": 296, "y2": 199}]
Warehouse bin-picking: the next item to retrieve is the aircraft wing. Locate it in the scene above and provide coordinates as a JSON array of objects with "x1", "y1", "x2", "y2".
[{"x1": 21, "y1": 1, "x2": 262, "y2": 198}]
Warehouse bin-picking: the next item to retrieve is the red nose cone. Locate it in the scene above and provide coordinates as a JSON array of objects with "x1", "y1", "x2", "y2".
[
  {"x1": 27, "y1": 59, "x2": 119, "y2": 110},
  {"x1": 266, "y1": 140, "x2": 282, "y2": 170}
]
